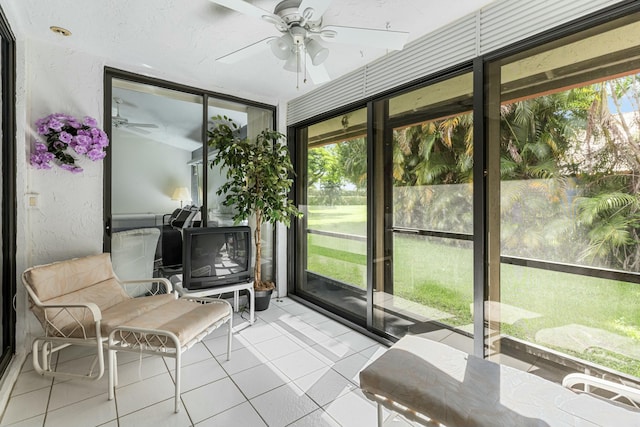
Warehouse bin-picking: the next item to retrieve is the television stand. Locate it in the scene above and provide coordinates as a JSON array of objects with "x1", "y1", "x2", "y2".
[{"x1": 170, "y1": 275, "x2": 254, "y2": 325}]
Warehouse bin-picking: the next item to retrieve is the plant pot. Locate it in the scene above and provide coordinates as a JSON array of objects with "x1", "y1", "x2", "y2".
[{"x1": 254, "y1": 288, "x2": 273, "y2": 311}]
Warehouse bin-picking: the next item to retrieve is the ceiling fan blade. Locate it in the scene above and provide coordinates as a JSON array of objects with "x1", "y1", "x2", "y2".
[
  {"x1": 209, "y1": 0, "x2": 285, "y2": 26},
  {"x1": 128, "y1": 127, "x2": 151, "y2": 135},
  {"x1": 321, "y1": 25, "x2": 409, "y2": 50},
  {"x1": 305, "y1": 53, "x2": 330, "y2": 84},
  {"x1": 217, "y1": 37, "x2": 276, "y2": 64},
  {"x1": 299, "y1": 0, "x2": 332, "y2": 20},
  {"x1": 127, "y1": 123, "x2": 158, "y2": 128}
]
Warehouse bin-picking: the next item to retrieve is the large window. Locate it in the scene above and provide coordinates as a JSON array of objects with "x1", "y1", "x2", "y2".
[
  {"x1": 488, "y1": 13, "x2": 640, "y2": 378},
  {"x1": 291, "y1": 6, "x2": 640, "y2": 384},
  {"x1": 293, "y1": 73, "x2": 475, "y2": 338}
]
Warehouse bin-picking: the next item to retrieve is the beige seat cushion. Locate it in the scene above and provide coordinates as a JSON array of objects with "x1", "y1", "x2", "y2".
[
  {"x1": 101, "y1": 294, "x2": 176, "y2": 336},
  {"x1": 114, "y1": 299, "x2": 231, "y2": 348},
  {"x1": 360, "y1": 335, "x2": 640, "y2": 427}
]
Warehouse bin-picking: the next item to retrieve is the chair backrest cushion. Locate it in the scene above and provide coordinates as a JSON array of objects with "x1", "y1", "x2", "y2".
[
  {"x1": 23, "y1": 253, "x2": 133, "y2": 338},
  {"x1": 24, "y1": 253, "x2": 128, "y2": 304}
]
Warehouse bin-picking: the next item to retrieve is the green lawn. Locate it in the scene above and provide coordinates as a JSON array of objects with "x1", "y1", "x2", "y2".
[
  {"x1": 306, "y1": 204, "x2": 640, "y2": 378},
  {"x1": 307, "y1": 205, "x2": 367, "y2": 235}
]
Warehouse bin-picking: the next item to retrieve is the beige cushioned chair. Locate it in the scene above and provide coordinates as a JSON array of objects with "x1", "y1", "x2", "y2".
[{"x1": 22, "y1": 253, "x2": 232, "y2": 413}]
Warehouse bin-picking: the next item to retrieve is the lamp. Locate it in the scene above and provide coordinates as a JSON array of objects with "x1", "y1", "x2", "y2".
[{"x1": 171, "y1": 187, "x2": 190, "y2": 207}]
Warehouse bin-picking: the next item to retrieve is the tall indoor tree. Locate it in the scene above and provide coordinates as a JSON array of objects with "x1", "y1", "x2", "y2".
[{"x1": 208, "y1": 116, "x2": 301, "y2": 292}]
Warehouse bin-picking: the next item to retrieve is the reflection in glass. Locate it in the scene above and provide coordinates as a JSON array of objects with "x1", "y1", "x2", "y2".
[
  {"x1": 109, "y1": 78, "x2": 275, "y2": 284},
  {"x1": 111, "y1": 80, "x2": 203, "y2": 228},
  {"x1": 494, "y1": 14, "x2": 640, "y2": 379},
  {"x1": 205, "y1": 100, "x2": 274, "y2": 282}
]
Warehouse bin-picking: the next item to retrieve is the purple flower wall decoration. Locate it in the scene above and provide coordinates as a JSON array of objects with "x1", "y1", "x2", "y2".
[{"x1": 30, "y1": 113, "x2": 109, "y2": 173}]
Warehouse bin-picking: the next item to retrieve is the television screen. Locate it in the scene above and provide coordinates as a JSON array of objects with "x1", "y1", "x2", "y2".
[{"x1": 181, "y1": 226, "x2": 252, "y2": 290}]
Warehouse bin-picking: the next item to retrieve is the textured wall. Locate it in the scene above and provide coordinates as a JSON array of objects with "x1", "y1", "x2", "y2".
[
  {"x1": 26, "y1": 39, "x2": 107, "y2": 265},
  {"x1": 16, "y1": 39, "x2": 108, "y2": 351}
]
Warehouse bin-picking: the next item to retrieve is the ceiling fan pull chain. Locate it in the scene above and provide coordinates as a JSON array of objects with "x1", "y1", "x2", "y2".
[{"x1": 303, "y1": 47, "x2": 308, "y2": 84}]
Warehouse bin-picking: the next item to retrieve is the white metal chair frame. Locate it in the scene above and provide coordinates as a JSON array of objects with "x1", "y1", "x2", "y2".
[
  {"x1": 23, "y1": 277, "x2": 172, "y2": 382},
  {"x1": 107, "y1": 294, "x2": 232, "y2": 413},
  {"x1": 563, "y1": 372, "x2": 640, "y2": 409},
  {"x1": 23, "y1": 268, "x2": 233, "y2": 413}
]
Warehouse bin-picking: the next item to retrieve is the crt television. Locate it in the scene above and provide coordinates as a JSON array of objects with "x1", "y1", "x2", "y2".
[{"x1": 181, "y1": 226, "x2": 252, "y2": 291}]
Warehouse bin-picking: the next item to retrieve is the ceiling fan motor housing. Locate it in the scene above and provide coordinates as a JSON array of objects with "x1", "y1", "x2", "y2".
[
  {"x1": 274, "y1": 0, "x2": 322, "y2": 29},
  {"x1": 211, "y1": 0, "x2": 410, "y2": 84},
  {"x1": 289, "y1": 25, "x2": 306, "y2": 46}
]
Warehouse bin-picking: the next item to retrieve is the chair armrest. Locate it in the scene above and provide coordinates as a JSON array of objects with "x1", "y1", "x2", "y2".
[
  {"x1": 37, "y1": 302, "x2": 102, "y2": 322},
  {"x1": 34, "y1": 301, "x2": 102, "y2": 339},
  {"x1": 563, "y1": 373, "x2": 640, "y2": 408},
  {"x1": 120, "y1": 277, "x2": 173, "y2": 295}
]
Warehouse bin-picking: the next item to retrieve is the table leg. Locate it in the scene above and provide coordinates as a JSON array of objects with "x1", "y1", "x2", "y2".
[{"x1": 247, "y1": 287, "x2": 255, "y2": 324}]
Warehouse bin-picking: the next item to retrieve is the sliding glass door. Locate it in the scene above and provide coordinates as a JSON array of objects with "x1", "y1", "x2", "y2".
[
  {"x1": 295, "y1": 108, "x2": 368, "y2": 324},
  {"x1": 104, "y1": 70, "x2": 276, "y2": 285},
  {"x1": 486, "y1": 12, "x2": 640, "y2": 377},
  {"x1": 376, "y1": 72, "x2": 474, "y2": 338},
  {"x1": 290, "y1": 6, "x2": 640, "y2": 385},
  {"x1": 0, "y1": 6, "x2": 16, "y2": 374},
  {"x1": 293, "y1": 72, "x2": 475, "y2": 337}
]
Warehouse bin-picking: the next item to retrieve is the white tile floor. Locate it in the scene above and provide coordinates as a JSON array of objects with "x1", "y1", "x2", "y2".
[{"x1": 0, "y1": 298, "x2": 428, "y2": 427}]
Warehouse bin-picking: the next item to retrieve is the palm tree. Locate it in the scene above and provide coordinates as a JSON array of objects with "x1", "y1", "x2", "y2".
[
  {"x1": 392, "y1": 113, "x2": 473, "y2": 231},
  {"x1": 571, "y1": 76, "x2": 640, "y2": 271}
]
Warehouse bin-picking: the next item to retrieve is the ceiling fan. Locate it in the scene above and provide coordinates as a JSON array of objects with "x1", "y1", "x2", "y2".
[
  {"x1": 210, "y1": 0, "x2": 410, "y2": 84},
  {"x1": 112, "y1": 97, "x2": 159, "y2": 133}
]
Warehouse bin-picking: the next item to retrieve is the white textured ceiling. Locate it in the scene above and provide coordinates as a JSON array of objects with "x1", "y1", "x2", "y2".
[{"x1": 4, "y1": 0, "x2": 497, "y2": 103}]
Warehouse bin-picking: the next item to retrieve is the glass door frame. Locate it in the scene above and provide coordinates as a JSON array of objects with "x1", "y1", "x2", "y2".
[
  {"x1": 103, "y1": 68, "x2": 277, "y2": 266},
  {"x1": 288, "y1": 65, "x2": 478, "y2": 343},
  {"x1": 0, "y1": 4, "x2": 17, "y2": 374},
  {"x1": 289, "y1": 2, "x2": 640, "y2": 355},
  {"x1": 289, "y1": 107, "x2": 371, "y2": 328}
]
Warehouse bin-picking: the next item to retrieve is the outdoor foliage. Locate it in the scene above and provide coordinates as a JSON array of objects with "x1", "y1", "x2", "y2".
[{"x1": 305, "y1": 74, "x2": 640, "y2": 376}]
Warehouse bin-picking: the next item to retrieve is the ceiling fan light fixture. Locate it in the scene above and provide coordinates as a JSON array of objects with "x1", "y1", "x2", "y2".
[
  {"x1": 270, "y1": 34, "x2": 294, "y2": 60},
  {"x1": 305, "y1": 38, "x2": 329, "y2": 65},
  {"x1": 283, "y1": 52, "x2": 303, "y2": 72}
]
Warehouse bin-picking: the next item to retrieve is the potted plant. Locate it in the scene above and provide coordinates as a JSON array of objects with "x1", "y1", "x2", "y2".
[{"x1": 208, "y1": 115, "x2": 301, "y2": 310}]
